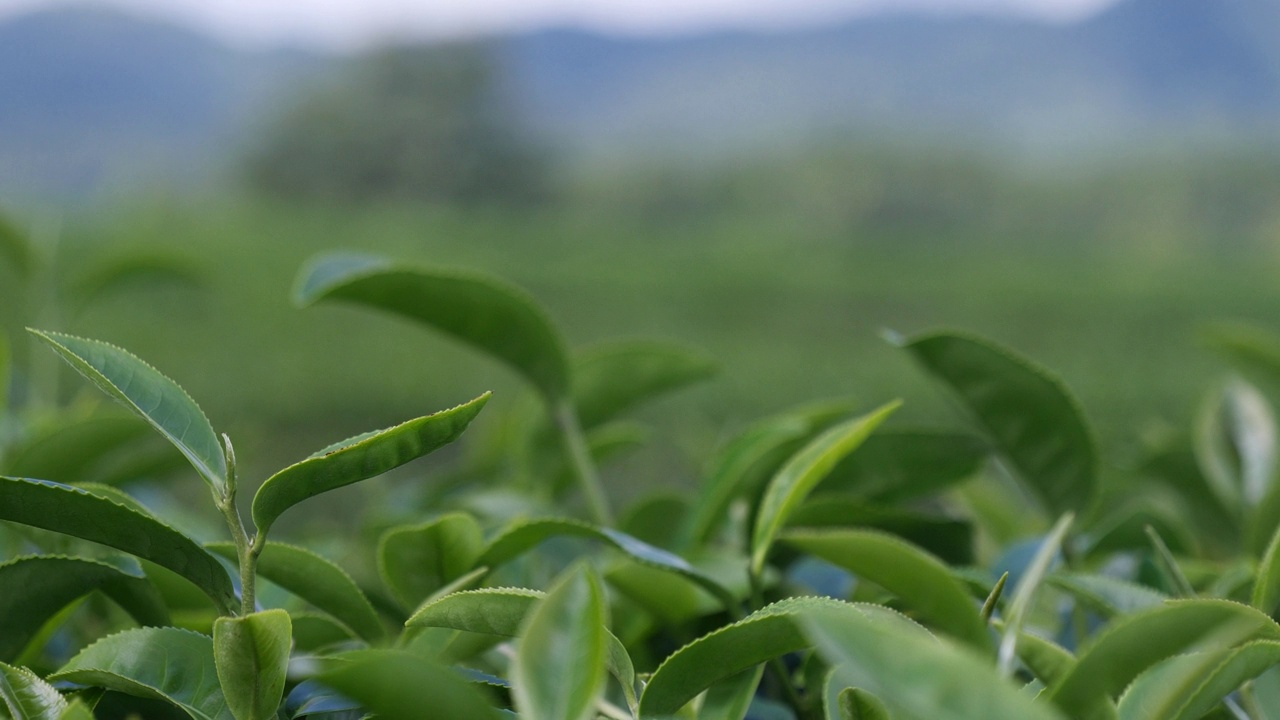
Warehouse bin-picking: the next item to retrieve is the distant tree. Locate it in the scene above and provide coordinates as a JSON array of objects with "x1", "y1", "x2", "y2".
[{"x1": 244, "y1": 43, "x2": 551, "y2": 205}]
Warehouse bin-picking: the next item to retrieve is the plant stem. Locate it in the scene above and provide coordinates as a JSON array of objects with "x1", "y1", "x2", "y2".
[
  {"x1": 217, "y1": 434, "x2": 261, "y2": 616},
  {"x1": 554, "y1": 400, "x2": 614, "y2": 526}
]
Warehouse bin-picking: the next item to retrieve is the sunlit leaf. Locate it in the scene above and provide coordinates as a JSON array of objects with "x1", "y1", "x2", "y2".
[
  {"x1": 513, "y1": 564, "x2": 608, "y2": 720},
  {"x1": 29, "y1": 330, "x2": 226, "y2": 495},
  {"x1": 295, "y1": 253, "x2": 570, "y2": 402},
  {"x1": 0, "y1": 660, "x2": 67, "y2": 719},
  {"x1": 251, "y1": 392, "x2": 488, "y2": 536},
  {"x1": 378, "y1": 513, "x2": 483, "y2": 611},
  {"x1": 1117, "y1": 640, "x2": 1280, "y2": 720},
  {"x1": 214, "y1": 609, "x2": 291, "y2": 720}
]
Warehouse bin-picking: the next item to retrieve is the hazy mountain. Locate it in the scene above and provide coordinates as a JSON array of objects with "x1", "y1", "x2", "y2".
[{"x1": 2, "y1": 0, "x2": 1279, "y2": 198}]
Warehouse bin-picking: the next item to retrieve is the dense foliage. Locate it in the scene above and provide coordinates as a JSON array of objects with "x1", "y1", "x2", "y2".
[{"x1": 6, "y1": 208, "x2": 1280, "y2": 719}]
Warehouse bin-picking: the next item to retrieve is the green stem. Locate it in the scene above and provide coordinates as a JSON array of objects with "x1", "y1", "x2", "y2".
[
  {"x1": 217, "y1": 434, "x2": 262, "y2": 616},
  {"x1": 554, "y1": 400, "x2": 614, "y2": 527}
]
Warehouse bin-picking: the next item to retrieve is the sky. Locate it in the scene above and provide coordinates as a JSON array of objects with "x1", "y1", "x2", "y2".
[{"x1": 0, "y1": 0, "x2": 1120, "y2": 48}]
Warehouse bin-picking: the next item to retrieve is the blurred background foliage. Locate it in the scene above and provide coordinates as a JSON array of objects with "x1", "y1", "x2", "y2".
[{"x1": 3, "y1": 0, "x2": 1280, "y2": 534}]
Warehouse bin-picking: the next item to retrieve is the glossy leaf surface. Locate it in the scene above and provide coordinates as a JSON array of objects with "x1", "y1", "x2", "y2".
[
  {"x1": 1046, "y1": 599, "x2": 1280, "y2": 719},
  {"x1": 0, "y1": 554, "x2": 168, "y2": 660},
  {"x1": 639, "y1": 597, "x2": 928, "y2": 717},
  {"x1": 751, "y1": 400, "x2": 901, "y2": 574},
  {"x1": 208, "y1": 541, "x2": 383, "y2": 643},
  {"x1": 1117, "y1": 640, "x2": 1280, "y2": 720},
  {"x1": 213, "y1": 609, "x2": 291, "y2": 720},
  {"x1": 50, "y1": 627, "x2": 233, "y2": 720},
  {"x1": 899, "y1": 331, "x2": 1098, "y2": 516},
  {"x1": 801, "y1": 604, "x2": 1065, "y2": 720},
  {"x1": 29, "y1": 330, "x2": 226, "y2": 494},
  {"x1": 512, "y1": 565, "x2": 608, "y2": 720},
  {"x1": 295, "y1": 253, "x2": 570, "y2": 401},
  {"x1": 251, "y1": 392, "x2": 488, "y2": 535},
  {"x1": 0, "y1": 477, "x2": 236, "y2": 613},
  {"x1": 781, "y1": 528, "x2": 991, "y2": 652}
]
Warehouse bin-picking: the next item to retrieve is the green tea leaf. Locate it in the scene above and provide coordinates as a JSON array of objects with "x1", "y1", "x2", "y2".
[
  {"x1": 289, "y1": 611, "x2": 356, "y2": 651},
  {"x1": 1256, "y1": 521, "x2": 1280, "y2": 616},
  {"x1": 251, "y1": 393, "x2": 488, "y2": 536},
  {"x1": 0, "y1": 477, "x2": 236, "y2": 614},
  {"x1": 28, "y1": 330, "x2": 227, "y2": 495},
  {"x1": 476, "y1": 517, "x2": 739, "y2": 611},
  {"x1": 751, "y1": 401, "x2": 901, "y2": 575},
  {"x1": 295, "y1": 253, "x2": 570, "y2": 402},
  {"x1": 1047, "y1": 573, "x2": 1167, "y2": 619},
  {"x1": 787, "y1": 496, "x2": 975, "y2": 565},
  {"x1": 898, "y1": 331, "x2": 1098, "y2": 517},
  {"x1": 57, "y1": 699, "x2": 95, "y2": 720},
  {"x1": 818, "y1": 430, "x2": 987, "y2": 503},
  {"x1": 208, "y1": 542, "x2": 383, "y2": 644},
  {"x1": 639, "y1": 597, "x2": 928, "y2": 717},
  {"x1": 681, "y1": 400, "x2": 858, "y2": 549},
  {"x1": 1046, "y1": 599, "x2": 1280, "y2": 719},
  {"x1": 407, "y1": 587, "x2": 638, "y2": 712},
  {"x1": 513, "y1": 564, "x2": 608, "y2": 720},
  {"x1": 319, "y1": 649, "x2": 498, "y2": 720},
  {"x1": 800, "y1": 604, "x2": 1065, "y2": 720},
  {"x1": 1117, "y1": 640, "x2": 1280, "y2": 720},
  {"x1": 50, "y1": 627, "x2": 233, "y2": 720},
  {"x1": 570, "y1": 340, "x2": 717, "y2": 429},
  {"x1": 0, "y1": 555, "x2": 168, "y2": 660},
  {"x1": 0, "y1": 660, "x2": 67, "y2": 719},
  {"x1": 5, "y1": 416, "x2": 152, "y2": 484},
  {"x1": 214, "y1": 609, "x2": 291, "y2": 720},
  {"x1": 836, "y1": 688, "x2": 890, "y2": 720},
  {"x1": 378, "y1": 513, "x2": 483, "y2": 610},
  {"x1": 781, "y1": 528, "x2": 991, "y2": 652},
  {"x1": 698, "y1": 667, "x2": 763, "y2": 720}
]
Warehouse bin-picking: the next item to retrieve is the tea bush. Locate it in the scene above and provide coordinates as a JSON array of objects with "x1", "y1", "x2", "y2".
[{"x1": 4, "y1": 248, "x2": 1280, "y2": 719}]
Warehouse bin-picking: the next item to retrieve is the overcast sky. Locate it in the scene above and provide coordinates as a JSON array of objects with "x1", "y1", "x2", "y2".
[{"x1": 0, "y1": 0, "x2": 1120, "y2": 48}]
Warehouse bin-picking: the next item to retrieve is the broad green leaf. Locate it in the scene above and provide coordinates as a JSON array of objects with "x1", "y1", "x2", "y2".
[
  {"x1": 476, "y1": 517, "x2": 739, "y2": 610},
  {"x1": 681, "y1": 400, "x2": 857, "y2": 549},
  {"x1": 512, "y1": 564, "x2": 608, "y2": 720},
  {"x1": 50, "y1": 627, "x2": 233, "y2": 720},
  {"x1": 818, "y1": 430, "x2": 987, "y2": 503},
  {"x1": 836, "y1": 688, "x2": 890, "y2": 720},
  {"x1": 319, "y1": 649, "x2": 498, "y2": 720},
  {"x1": 1046, "y1": 599, "x2": 1280, "y2": 719},
  {"x1": 0, "y1": 554, "x2": 168, "y2": 660},
  {"x1": 290, "y1": 611, "x2": 356, "y2": 651},
  {"x1": 251, "y1": 392, "x2": 488, "y2": 535},
  {"x1": 605, "y1": 559, "x2": 724, "y2": 624},
  {"x1": 377, "y1": 513, "x2": 483, "y2": 610},
  {"x1": 208, "y1": 542, "x2": 383, "y2": 644},
  {"x1": 1145, "y1": 525, "x2": 1196, "y2": 598},
  {"x1": 0, "y1": 477, "x2": 236, "y2": 614},
  {"x1": 29, "y1": 330, "x2": 226, "y2": 495},
  {"x1": 407, "y1": 587, "x2": 638, "y2": 712},
  {"x1": 214, "y1": 609, "x2": 291, "y2": 720},
  {"x1": 570, "y1": 340, "x2": 716, "y2": 429},
  {"x1": 1256, "y1": 521, "x2": 1280, "y2": 616},
  {"x1": 1196, "y1": 378, "x2": 1277, "y2": 513},
  {"x1": 1048, "y1": 573, "x2": 1167, "y2": 619},
  {"x1": 1118, "y1": 640, "x2": 1280, "y2": 720},
  {"x1": 787, "y1": 496, "x2": 974, "y2": 565},
  {"x1": 998, "y1": 513, "x2": 1073, "y2": 676},
  {"x1": 699, "y1": 667, "x2": 763, "y2": 720},
  {"x1": 0, "y1": 661, "x2": 67, "y2": 719},
  {"x1": 898, "y1": 331, "x2": 1098, "y2": 516},
  {"x1": 638, "y1": 597, "x2": 929, "y2": 717},
  {"x1": 800, "y1": 604, "x2": 1065, "y2": 720},
  {"x1": 751, "y1": 401, "x2": 901, "y2": 575},
  {"x1": 619, "y1": 493, "x2": 690, "y2": 550},
  {"x1": 294, "y1": 253, "x2": 570, "y2": 402},
  {"x1": 781, "y1": 528, "x2": 991, "y2": 652},
  {"x1": 0, "y1": 212, "x2": 34, "y2": 279},
  {"x1": 989, "y1": 621, "x2": 1077, "y2": 687}
]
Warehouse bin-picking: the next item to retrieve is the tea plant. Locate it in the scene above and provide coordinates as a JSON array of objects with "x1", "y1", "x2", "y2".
[{"x1": 4, "y1": 250, "x2": 1280, "y2": 719}]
